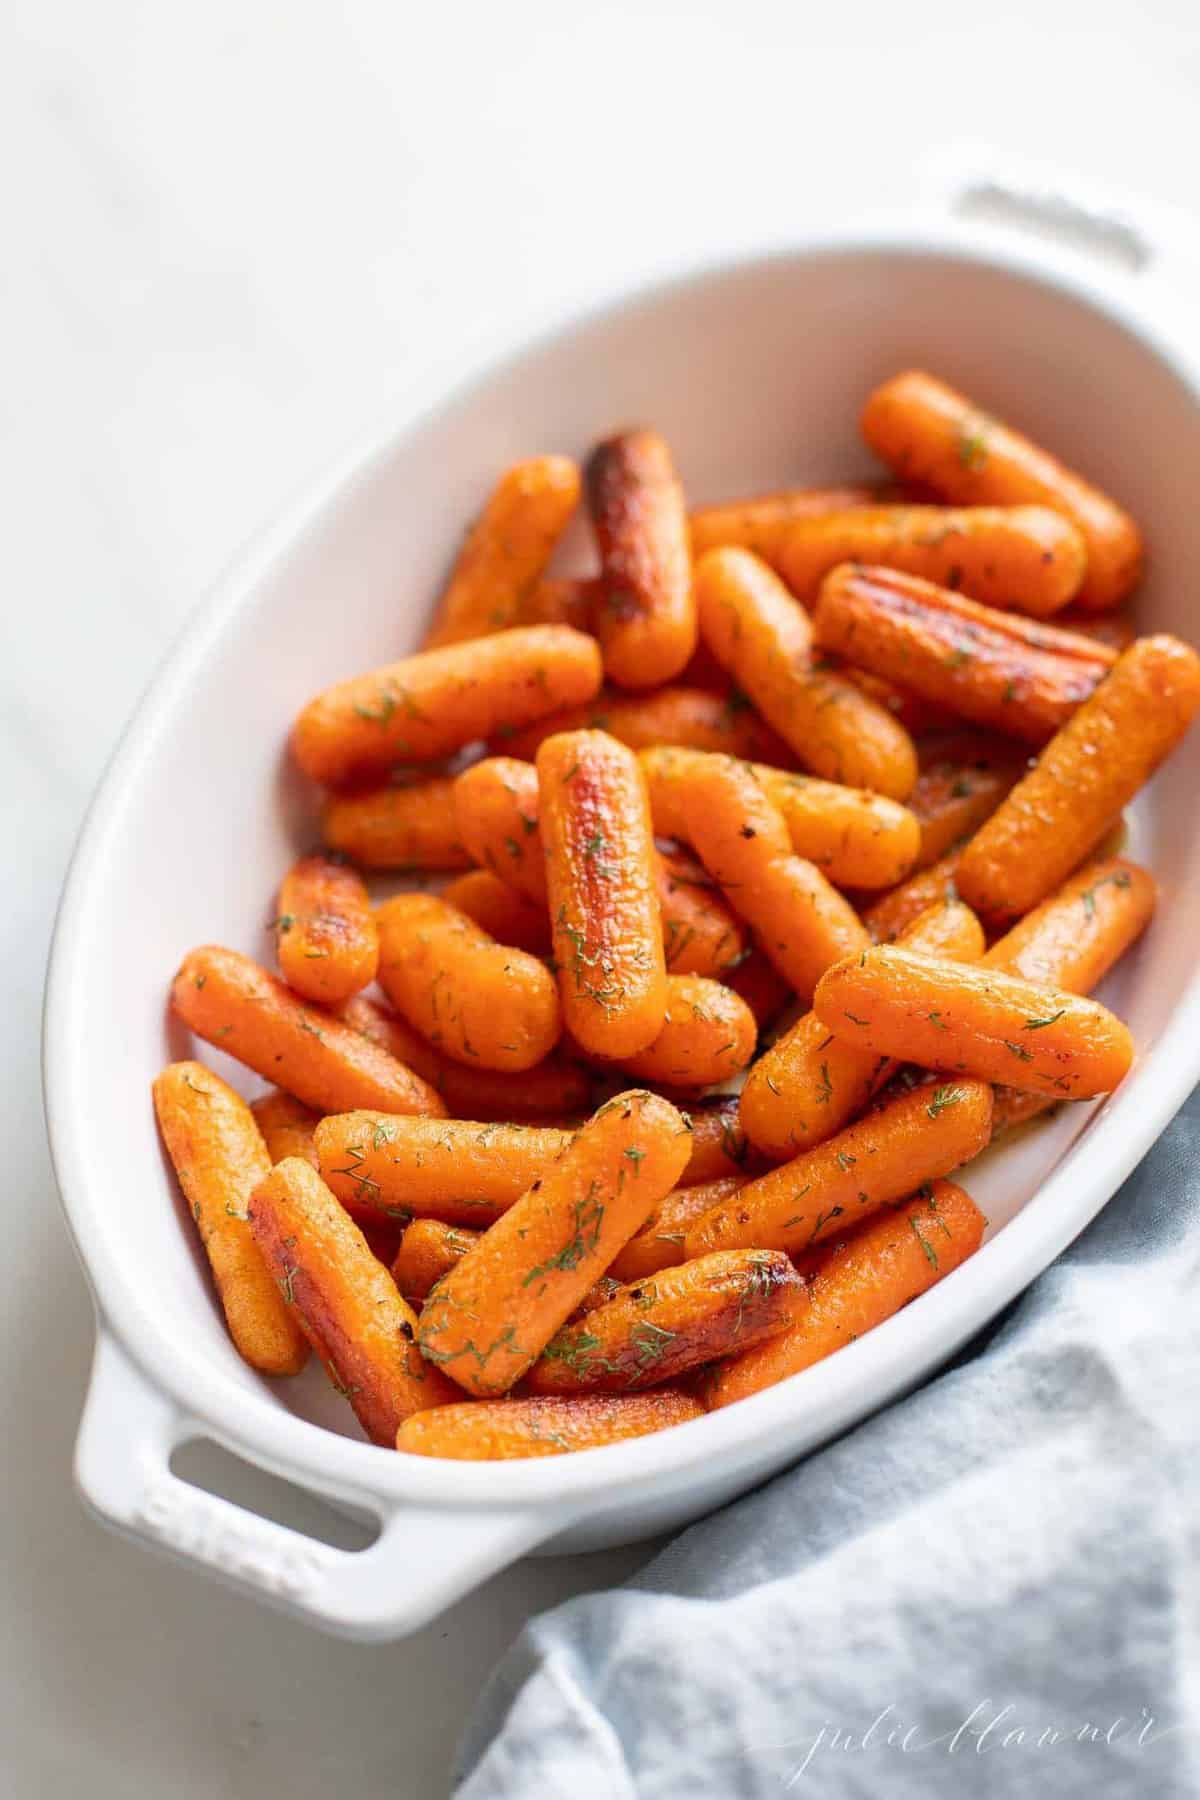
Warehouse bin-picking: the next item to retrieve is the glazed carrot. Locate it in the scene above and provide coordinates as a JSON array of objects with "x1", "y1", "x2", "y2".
[
  {"x1": 417, "y1": 1089, "x2": 691, "y2": 1395},
  {"x1": 250, "y1": 1089, "x2": 320, "y2": 1169},
  {"x1": 908, "y1": 733, "x2": 1028, "y2": 870},
  {"x1": 538, "y1": 731, "x2": 668, "y2": 1059},
  {"x1": 424, "y1": 455, "x2": 581, "y2": 646},
  {"x1": 315, "y1": 1113, "x2": 573, "y2": 1225},
  {"x1": 814, "y1": 566, "x2": 1110, "y2": 745},
  {"x1": 453, "y1": 756, "x2": 548, "y2": 905},
  {"x1": 621, "y1": 975, "x2": 758, "y2": 1087},
  {"x1": 273, "y1": 853, "x2": 379, "y2": 1005},
  {"x1": 689, "y1": 483, "x2": 878, "y2": 564},
  {"x1": 153, "y1": 1064, "x2": 309, "y2": 1375},
  {"x1": 392, "y1": 1218, "x2": 481, "y2": 1301},
  {"x1": 686, "y1": 1076, "x2": 992, "y2": 1258},
  {"x1": 812, "y1": 946, "x2": 1134, "y2": 1100},
  {"x1": 248, "y1": 1158, "x2": 456, "y2": 1440},
  {"x1": 323, "y1": 778, "x2": 470, "y2": 871},
  {"x1": 586, "y1": 429, "x2": 696, "y2": 689},
  {"x1": 334, "y1": 992, "x2": 442, "y2": 1083},
  {"x1": 497, "y1": 684, "x2": 792, "y2": 765},
  {"x1": 861, "y1": 370, "x2": 1143, "y2": 610},
  {"x1": 777, "y1": 505, "x2": 1087, "y2": 617},
  {"x1": 517, "y1": 575, "x2": 597, "y2": 632},
  {"x1": 525, "y1": 1249, "x2": 802, "y2": 1393},
  {"x1": 607, "y1": 1177, "x2": 747, "y2": 1283},
  {"x1": 680, "y1": 755, "x2": 868, "y2": 1000},
  {"x1": 702, "y1": 1180, "x2": 985, "y2": 1408},
  {"x1": 1055, "y1": 607, "x2": 1136, "y2": 653},
  {"x1": 740, "y1": 898, "x2": 985, "y2": 1159},
  {"x1": 839, "y1": 664, "x2": 960, "y2": 737},
  {"x1": 397, "y1": 1390, "x2": 704, "y2": 1459},
  {"x1": 984, "y1": 856, "x2": 1157, "y2": 991},
  {"x1": 171, "y1": 946, "x2": 446, "y2": 1117},
  {"x1": 957, "y1": 636, "x2": 1200, "y2": 921},
  {"x1": 291, "y1": 624, "x2": 602, "y2": 788},
  {"x1": 656, "y1": 846, "x2": 745, "y2": 976},
  {"x1": 988, "y1": 1086, "x2": 1060, "y2": 1137},
  {"x1": 376, "y1": 892, "x2": 561, "y2": 1072},
  {"x1": 439, "y1": 868, "x2": 551, "y2": 955},
  {"x1": 862, "y1": 846, "x2": 965, "y2": 943},
  {"x1": 724, "y1": 943, "x2": 793, "y2": 1031},
  {"x1": 679, "y1": 1096, "x2": 759, "y2": 1182}
]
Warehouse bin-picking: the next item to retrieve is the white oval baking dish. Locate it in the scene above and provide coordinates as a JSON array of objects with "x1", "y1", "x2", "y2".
[{"x1": 44, "y1": 168, "x2": 1200, "y2": 1640}]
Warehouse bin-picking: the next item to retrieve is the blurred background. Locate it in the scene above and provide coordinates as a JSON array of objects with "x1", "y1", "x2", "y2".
[{"x1": 8, "y1": 3, "x2": 1199, "y2": 1793}]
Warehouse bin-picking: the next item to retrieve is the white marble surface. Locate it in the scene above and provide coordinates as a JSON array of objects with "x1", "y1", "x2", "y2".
[{"x1": 9, "y1": 3, "x2": 1200, "y2": 1793}]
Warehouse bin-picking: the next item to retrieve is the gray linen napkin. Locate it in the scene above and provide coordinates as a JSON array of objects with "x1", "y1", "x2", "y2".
[{"x1": 454, "y1": 1088, "x2": 1200, "y2": 1798}]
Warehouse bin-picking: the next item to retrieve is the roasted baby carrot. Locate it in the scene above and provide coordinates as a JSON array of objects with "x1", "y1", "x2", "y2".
[
  {"x1": 153, "y1": 1064, "x2": 309, "y2": 1375},
  {"x1": 862, "y1": 845, "x2": 966, "y2": 943},
  {"x1": 983, "y1": 855, "x2": 1157, "y2": 991},
  {"x1": 607, "y1": 1177, "x2": 748, "y2": 1282},
  {"x1": 689, "y1": 483, "x2": 878, "y2": 564},
  {"x1": 424, "y1": 455, "x2": 581, "y2": 646},
  {"x1": 957, "y1": 635, "x2": 1200, "y2": 921},
  {"x1": 397, "y1": 1389, "x2": 704, "y2": 1458},
  {"x1": 839, "y1": 664, "x2": 960, "y2": 738},
  {"x1": 517, "y1": 575, "x2": 597, "y2": 632},
  {"x1": 250, "y1": 1089, "x2": 320, "y2": 1169},
  {"x1": 702, "y1": 1180, "x2": 985, "y2": 1408},
  {"x1": 679, "y1": 1096, "x2": 758, "y2": 1182},
  {"x1": 453, "y1": 756, "x2": 548, "y2": 905},
  {"x1": 777, "y1": 504, "x2": 1087, "y2": 617},
  {"x1": 812, "y1": 946, "x2": 1135, "y2": 1100},
  {"x1": 686, "y1": 1075, "x2": 992, "y2": 1257},
  {"x1": 740, "y1": 898, "x2": 985, "y2": 1159},
  {"x1": 656, "y1": 846, "x2": 745, "y2": 976},
  {"x1": 315, "y1": 1113, "x2": 573, "y2": 1224},
  {"x1": 860, "y1": 370, "x2": 1143, "y2": 611},
  {"x1": 620, "y1": 975, "x2": 758, "y2": 1087},
  {"x1": 376, "y1": 892, "x2": 561, "y2": 1071},
  {"x1": 908, "y1": 732, "x2": 1028, "y2": 870},
  {"x1": 248, "y1": 1158, "x2": 456, "y2": 1440},
  {"x1": 525, "y1": 1249, "x2": 802, "y2": 1393},
  {"x1": 171, "y1": 946, "x2": 446, "y2": 1117},
  {"x1": 273, "y1": 853, "x2": 379, "y2": 1005},
  {"x1": 724, "y1": 943, "x2": 793, "y2": 1031},
  {"x1": 439, "y1": 868, "x2": 551, "y2": 955},
  {"x1": 1054, "y1": 607, "x2": 1136, "y2": 653},
  {"x1": 814, "y1": 566, "x2": 1111, "y2": 745},
  {"x1": 680, "y1": 755, "x2": 868, "y2": 1000},
  {"x1": 392, "y1": 1218, "x2": 481, "y2": 1302},
  {"x1": 586, "y1": 429, "x2": 696, "y2": 689},
  {"x1": 538, "y1": 731, "x2": 668, "y2": 1059},
  {"x1": 417, "y1": 1089, "x2": 691, "y2": 1395},
  {"x1": 291, "y1": 624, "x2": 602, "y2": 788},
  {"x1": 323, "y1": 777, "x2": 470, "y2": 871},
  {"x1": 497, "y1": 683, "x2": 792, "y2": 765}
]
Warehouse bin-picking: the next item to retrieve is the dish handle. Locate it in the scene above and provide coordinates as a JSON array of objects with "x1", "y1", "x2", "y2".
[{"x1": 75, "y1": 1331, "x2": 553, "y2": 1640}]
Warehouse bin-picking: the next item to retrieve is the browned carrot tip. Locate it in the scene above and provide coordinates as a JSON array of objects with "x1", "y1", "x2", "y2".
[
  {"x1": 688, "y1": 483, "x2": 880, "y2": 565},
  {"x1": 439, "y1": 868, "x2": 552, "y2": 956},
  {"x1": 323, "y1": 777, "x2": 471, "y2": 871},
  {"x1": 620, "y1": 974, "x2": 758, "y2": 1088},
  {"x1": 250, "y1": 1089, "x2": 321, "y2": 1169},
  {"x1": 171, "y1": 945, "x2": 446, "y2": 1117},
  {"x1": 607, "y1": 1176, "x2": 748, "y2": 1283},
  {"x1": 496, "y1": 684, "x2": 794, "y2": 767},
  {"x1": 273, "y1": 853, "x2": 379, "y2": 1005},
  {"x1": 397, "y1": 1390, "x2": 705, "y2": 1459},
  {"x1": 678, "y1": 1096, "x2": 761, "y2": 1183},
  {"x1": 314, "y1": 1112, "x2": 573, "y2": 1226},
  {"x1": 153, "y1": 1064, "x2": 310, "y2": 1375},
  {"x1": 586, "y1": 428, "x2": 697, "y2": 690}
]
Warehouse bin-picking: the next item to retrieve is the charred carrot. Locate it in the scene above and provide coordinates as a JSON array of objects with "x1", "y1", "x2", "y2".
[
  {"x1": 862, "y1": 845, "x2": 966, "y2": 944},
  {"x1": 812, "y1": 946, "x2": 1135, "y2": 1100},
  {"x1": 740, "y1": 898, "x2": 985, "y2": 1159},
  {"x1": 814, "y1": 566, "x2": 1111, "y2": 745},
  {"x1": 861, "y1": 370, "x2": 1143, "y2": 610},
  {"x1": 453, "y1": 756, "x2": 548, "y2": 905},
  {"x1": 621, "y1": 975, "x2": 758, "y2": 1087},
  {"x1": 538, "y1": 730, "x2": 668, "y2": 1059},
  {"x1": 171, "y1": 946, "x2": 446, "y2": 1117},
  {"x1": 291, "y1": 624, "x2": 602, "y2": 788},
  {"x1": 439, "y1": 868, "x2": 551, "y2": 955},
  {"x1": 376, "y1": 892, "x2": 561, "y2": 1072},
  {"x1": 656, "y1": 846, "x2": 745, "y2": 977},
  {"x1": 250, "y1": 1089, "x2": 320, "y2": 1169},
  {"x1": 689, "y1": 483, "x2": 878, "y2": 564},
  {"x1": 525, "y1": 1249, "x2": 801, "y2": 1393},
  {"x1": 777, "y1": 504, "x2": 1086, "y2": 617},
  {"x1": 586, "y1": 429, "x2": 696, "y2": 689},
  {"x1": 908, "y1": 733, "x2": 1028, "y2": 870},
  {"x1": 315, "y1": 1113, "x2": 573, "y2": 1225},
  {"x1": 679, "y1": 1096, "x2": 759, "y2": 1182},
  {"x1": 686, "y1": 1075, "x2": 992, "y2": 1258},
  {"x1": 694, "y1": 546, "x2": 917, "y2": 798},
  {"x1": 323, "y1": 777, "x2": 470, "y2": 870},
  {"x1": 397, "y1": 1389, "x2": 704, "y2": 1458},
  {"x1": 273, "y1": 853, "x2": 379, "y2": 1005},
  {"x1": 497, "y1": 683, "x2": 792, "y2": 765},
  {"x1": 984, "y1": 856, "x2": 1157, "y2": 991},
  {"x1": 957, "y1": 636, "x2": 1200, "y2": 921},
  {"x1": 702, "y1": 1180, "x2": 985, "y2": 1408},
  {"x1": 392, "y1": 1218, "x2": 482, "y2": 1302},
  {"x1": 248, "y1": 1158, "x2": 456, "y2": 1440},
  {"x1": 153, "y1": 1064, "x2": 309, "y2": 1375},
  {"x1": 424, "y1": 455, "x2": 581, "y2": 646},
  {"x1": 417, "y1": 1089, "x2": 691, "y2": 1395},
  {"x1": 607, "y1": 1177, "x2": 748, "y2": 1283}
]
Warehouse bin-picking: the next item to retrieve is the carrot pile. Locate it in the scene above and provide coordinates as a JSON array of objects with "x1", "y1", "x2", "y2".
[{"x1": 157, "y1": 370, "x2": 1200, "y2": 1460}]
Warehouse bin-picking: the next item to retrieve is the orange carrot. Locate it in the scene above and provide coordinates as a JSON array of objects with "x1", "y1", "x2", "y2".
[
  {"x1": 376, "y1": 892, "x2": 561, "y2": 1071},
  {"x1": 538, "y1": 731, "x2": 668, "y2": 1059},
  {"x1": 838, "y1": 663, "x2": 961, "y2": 737},
  {"x1": 497, "y1": 683, "x2": 792, "y2": 765},
  {"x1": 812, "y1": 946, "x2": 1135, "y2": 1100},
  {"x1": 861, "y1": 369, "x2": 1143, "y2": 610},
  {"x1": 908, "y1": 733, "x2": 1028, "y2": 870},
  {"x1": 957, "y1": 635, "x2": 1200, "y2": 921},
  {"x1": 607, "y1": 1177, "x2": 748, "y2": 1282},
  {"x1": 273, "y1": 853, "x2": 379, "y2": 1005},
  {"x1": 171, "y1": 946, "x2": 446, "y2": 1117},
  {"x1": 621, "y1": 974, "x2": 758, "y2": 1087},
  {"x1": 315, "y1": 1113, "x2": 573, "y2": 1226},
  {"x1": 153, "y1": 1064, "x2": 309, "y2": 1375},
  {"x1": 724, "y1": 943, "x2": 793, "y2": 1031},
  {"x1": 439, "y1": 868, "x2": 551, "y2": 955},
  {"x1": 862, "y1": 846, "x2": 966, "y2": 944},
  {"x1": 250, "y1": 1089, "x2": 320, "y2": 1169},
  {"x1": 655, "y1": 846, "x2": 745, "y2": 977},
  {"x1": 689, "y1": 483, "x2": 878, "y2": 564},
  {"x1": 424, "y1": 455, "x2": 581, "y2": 646},
  {"x1": 586, "y1": 429, "x2": 696, "y2": 689},
  {"x1": 984, "y1": 855, "x2": 1157, "y2": 990},
  {"x1": 678, "y1": 1096, "x2": 760, "y2": 1182},
  {"x1": 1054, "y1": 607, "x2": 1136, "y2": 653},
  {"x1": 291, "y1": 624, "x2": 602, "y2": 788},
  {"x1": 453, "y1": 756, "x2": 549, "y2": 905},
  {"x1": 694, "y1": 546, "x2": 917, "y2": 798},
  {"x1": 702, "y1": 1179, "x2": 985, "y2": 1408},
  {"x1": 417, "y1": 1089, "x2": 691, "y2": 1395},
  {"x1": 323, "y1": 777, "x2": 470, "y2": 870},
  {"x1": 517, "y1": 575, "x2": 597, "y2": 632},
  {"x1": 397, "y1": 1389, "x2": 704, "y2": 1458},
  {"x1": 392, "y1": 1218, "x2": 482, "y2": 1302}
]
